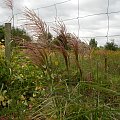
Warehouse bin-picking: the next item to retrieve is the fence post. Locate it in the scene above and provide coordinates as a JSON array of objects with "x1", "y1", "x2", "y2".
[{"x1": 5, "y1": 23, "x2": 12, "y2": 61}]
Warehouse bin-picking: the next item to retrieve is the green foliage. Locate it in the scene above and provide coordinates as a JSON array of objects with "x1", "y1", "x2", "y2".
[
  {"x1": 0, "y1": 50, "x2": 43, "y2": 118},
  {"x1": 89, "y1": 38, "x2": 97, "y2": 48},
  {"x1": 0, "y1": 47, "x2": 120, "y2": 119},
  {"x1": 105, "y1": 41, "x2": 118, "y2": 51},
  {"x1": 55, "y1": 33, "x2": 71, "y2": 50},
  {"x1": 47, "y1": 32, "x2": 53, "y2": 41},
  {"x1": 0, "y1": 25, "x2": 31, "y2": 45},
  {"x1": 0, "y1": 59, "x2": 11, "y2": 88},
  {"x1": 0, "y1": 26, "x2": 5, "y2": 44},
  {"x1": 12, "y1": 28, "x2": 31, "y2": 41}
]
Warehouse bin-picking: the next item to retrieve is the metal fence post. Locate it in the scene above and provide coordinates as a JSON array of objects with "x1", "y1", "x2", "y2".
[{"x1": 5, "y1": 23, "x2": 11, "y2": 61}]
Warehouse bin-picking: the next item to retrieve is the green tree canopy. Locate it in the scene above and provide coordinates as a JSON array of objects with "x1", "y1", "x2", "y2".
[
  {"x1": 55, "y1": 33, "x2": 72, "y2": 50},
  {"x1": 0, "y1": 26, "x2": 5, "y2": 44},
  {"x1": 89, "y1": 38, "x2": 97, "y2": 48},
  {"x1": 0, "y1": 25, "x2": 31, "y2": 45},
  {"x1": 104, "y1": 41, "x2": 118, "y2": 51}
]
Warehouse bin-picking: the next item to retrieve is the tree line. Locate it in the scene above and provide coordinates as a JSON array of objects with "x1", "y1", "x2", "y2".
[
  {"x1": 0, "y1": 25, "x2": 119, "y2": 51},
  {"x1": 89, "y1": 38, "x2": 120, "y2": 51},
  {"x1": 0, "y1": 25, "x2": 31, "y2": 46}
]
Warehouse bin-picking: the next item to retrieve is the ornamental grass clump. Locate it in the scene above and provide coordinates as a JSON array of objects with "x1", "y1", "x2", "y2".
[
  {"x1": 23, "y1": 8, "x2": 51, "y2": 69},
  {"x1": 52, "y1": 22, "x2": 70, "y2": 71},
  {"x1": 22, "y1": 8, "x2": 120, "y2": 120},
  {"x1": 24, "y1": 8, "x2": 50, "y2": 47},
  {"x1": 68, "y1": 34, "x2": 83, "y2": 79}
]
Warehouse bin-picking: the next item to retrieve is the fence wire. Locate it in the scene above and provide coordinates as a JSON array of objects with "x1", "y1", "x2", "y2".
[{"x1": 0, "y1": 0, "x2": 120, "y2": 45}]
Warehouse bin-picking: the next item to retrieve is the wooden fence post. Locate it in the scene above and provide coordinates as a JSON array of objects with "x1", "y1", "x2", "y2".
[{"x1": 5, "y1": 23, "x2": 11, "y2": 61}]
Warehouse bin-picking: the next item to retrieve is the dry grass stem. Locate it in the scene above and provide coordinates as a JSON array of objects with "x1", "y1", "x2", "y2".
[
  {"x1": 25, "y1": 42, "x2": 48, "y2": 67},
  {"x1": 53, "y1": 21, "x2": 70, "y2": 50},
  {"x1": 5, "y1": 0, "x2": 13, "y2": 10}
]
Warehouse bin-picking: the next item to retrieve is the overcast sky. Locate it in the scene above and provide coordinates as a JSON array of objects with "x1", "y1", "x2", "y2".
[{"x1": 0, "y1": 0, "x2": 120, "y2": 46}]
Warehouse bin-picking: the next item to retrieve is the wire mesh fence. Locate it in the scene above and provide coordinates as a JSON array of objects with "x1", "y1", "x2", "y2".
[{"x1": 0, "y1": 0, "x2": 120, "y2": 46}]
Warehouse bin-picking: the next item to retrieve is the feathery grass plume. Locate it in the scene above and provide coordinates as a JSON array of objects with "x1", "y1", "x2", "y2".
[
  {"x1": 80, "y1": 42, "x2": 90, "y2": 58},
  {"x1": 5, "y1": 0, "x2": 13, "y2": 10},
  {"x1": 5, "y1": 0, "x2": 14, "y2": 27},
  {"x1": 52, "y1": 21, "x2": 70, "y2": 70},
  {"x1": 24, "y1": 8, "x2": 49, "y2": 47},
  {"x1": 52, "y1": 21, "x2": 70, "y2": 50},
  {"x1": 56, "y1": 43, "x2": 69, "y2": 71},
  {"x1": 68, "y1": 34, "x2": 79, "y2": 60},
  {"x1": 23, "y1": 8, "x2": 51, "y2": 69},
  {"x1": 52, "y1": 38, "x2": 69, "y2": 71},
  {"x1": 25, "y1": 42, "x2": 48, "y2": 68},
  {"x1": 68, "y1": 34, "x2": 83, "y2": 79}
]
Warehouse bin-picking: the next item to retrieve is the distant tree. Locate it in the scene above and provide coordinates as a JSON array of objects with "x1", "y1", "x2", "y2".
[
  {"x1": 12, "y1": 27, "x2": 31, "y2": 46},
  {"x1": 47, "y1": 32, "x2": 53, "y2": 41},
  {"x1": 0, "y1": 26, "x2": 5, "y2": 44},
  {"x1": 99, "y1": 46, "x2": 104, "y2": 49},
  {"x1": 104, "y1": 41, "x2": 118, "y2": 51},
  {"x1": 55, "y1": 33, "x2": 71, "y2": 50},
  {"x1": 89, "y1": 38, "x2": 97, "y2": 48},
  {"x1": 38, "y1": 32, "x2": 52, "y2": 40},
  {"x1": 0, "y1": 25, "x2": 31, "y2": 45}
]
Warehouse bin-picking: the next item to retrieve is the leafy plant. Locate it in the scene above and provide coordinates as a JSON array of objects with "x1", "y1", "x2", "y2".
[{"x1": 105, "y1": 41, "x2": 118, "y2": 51}]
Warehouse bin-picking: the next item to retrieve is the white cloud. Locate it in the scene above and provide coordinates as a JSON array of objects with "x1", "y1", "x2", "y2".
[{"x1": 0, "y1": 0, "x2": 120, "y2": 46}]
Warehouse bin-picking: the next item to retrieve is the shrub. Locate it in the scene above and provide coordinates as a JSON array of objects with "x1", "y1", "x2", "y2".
[{"x1": 105, "y1": 42, "x2": 118, "y2": 51}]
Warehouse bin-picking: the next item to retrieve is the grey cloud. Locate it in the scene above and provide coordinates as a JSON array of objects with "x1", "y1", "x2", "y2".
[
  {"x1": 0, "y1": 0, "x2": 120, "y2": 46},
  {"x1": 79, "y1": 0, "x2": 108, "y2": 13}
]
